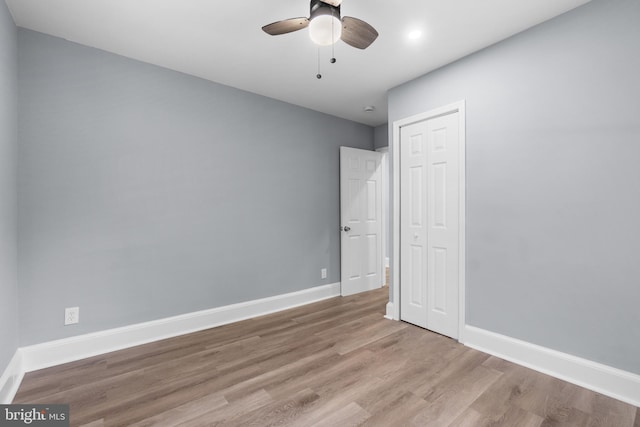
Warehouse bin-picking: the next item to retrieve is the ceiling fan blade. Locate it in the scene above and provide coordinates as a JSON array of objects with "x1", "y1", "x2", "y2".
[
  {"x1": 319, "y1": 0, "x2": 342, "y2": 6},
  {"x1": 341, "y1": 16, "x2": 378, "y2": 49},
  {"x1": 262, "y1": 18, "x2": 309, "y2": 36}
]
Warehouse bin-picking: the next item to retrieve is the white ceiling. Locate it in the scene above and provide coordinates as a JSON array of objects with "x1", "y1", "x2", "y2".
[{"x1": 6, "y1": 0, "x2": 591, "y2": 126}]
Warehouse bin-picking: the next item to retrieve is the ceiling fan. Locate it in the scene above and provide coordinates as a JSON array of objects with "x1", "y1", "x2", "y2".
[{"x1": 262, "y1": 0, "x2": 379, "y2": 50}]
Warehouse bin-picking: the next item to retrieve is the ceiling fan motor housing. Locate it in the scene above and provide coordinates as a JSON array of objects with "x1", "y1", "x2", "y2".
[{"x1": 310, "y1": 0, "x2": 341, "y2": 20}]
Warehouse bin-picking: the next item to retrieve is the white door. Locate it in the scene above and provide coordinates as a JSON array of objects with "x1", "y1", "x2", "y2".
[
  {"x1": 340, "y1": 147, "x2": 383, "y2": 296},
  {"x1": 400, "y1": 112, "x2": 460, "y2": 339}
]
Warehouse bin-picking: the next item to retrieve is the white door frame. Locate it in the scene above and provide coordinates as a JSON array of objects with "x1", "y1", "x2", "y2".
[
  {"x1": 376, "y1": 146, "x2": 390, "y2": 285},
  {"x1": 391, "y1": 100, "x2": 466, "y2": 342}
]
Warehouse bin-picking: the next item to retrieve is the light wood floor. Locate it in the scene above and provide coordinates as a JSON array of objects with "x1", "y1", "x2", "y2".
[{"x1": 14, "y1": 288, "x2": 639, "y2": 426}]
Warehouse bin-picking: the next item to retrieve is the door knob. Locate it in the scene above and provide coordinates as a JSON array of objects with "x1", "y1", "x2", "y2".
[{"x1": 341, "y1": 226, "x2": 351, "y2": 232}]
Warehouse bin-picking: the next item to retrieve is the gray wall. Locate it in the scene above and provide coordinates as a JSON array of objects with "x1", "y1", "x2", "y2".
[
  {"x1": 0, "y1": 0, "x2": 19, "y2": 375},
  {"x1": 389, "y1": 0, "x2": 640, "y2": 374},
  {"x1": 18, "y1": 29, "x2": 373, "y2": 345},
  {"x1": 373, "y1": 123, "x2": 388, "y2": 149}
]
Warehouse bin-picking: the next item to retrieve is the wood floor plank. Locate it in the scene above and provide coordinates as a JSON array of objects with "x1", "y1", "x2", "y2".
[
  {"x1": 451, "y1": 404, "x2": 545, "y2": 427},
  {"x1": 179, "y1": 389, "x2": 273, "y2": 427},
  {"x1": 309, "y1": 402, "x2": 370, "y2": 427},
  {"x1": 414, "y1": 349, "x2": 492, "y2": 399},
  {"x1": 129, "y1": 393, "x2": 228, "y2": 427},
  {"x1": 72, "y1": 365, "x2": 225, "y2": 425},
  {"x1": 331, "y1": 317, "x2": 408, "y2": 355},
  {"x1": 217, "y1": 348, "x2": 340, "y2": 403},
  {"x1": 12, "y1": 287, "x2": 638, "y2": 426},
  {"x1": 264, "y1": 348, "x2": 378, "y2": 401},
  {"x1": 491, "y1": 406, "x2": 545, "y2": 427},
  {"x1": 227, "y1": 388, "x2": 320, "y2": 427},
  {"x1": 448, "y1": 407, "x2": 490, "y2": 427},
  {"x1": 411, "y1": 365, "x2": 503, "y2": 426},
  {"x1": 360, "y1": 390, "x2": 429, "y2": 426},
  {"x1": 279, "y1": 375, "x2": 383, "y2": 426}
]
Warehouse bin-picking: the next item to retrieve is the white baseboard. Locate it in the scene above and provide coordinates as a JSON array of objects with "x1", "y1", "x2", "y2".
[
  {"x1": 384, "y1": 302, "x2": 395, "y2": 320},
  {"x1": 464, "y1": 325, "x2": 640, "y2": 407},
  {"x1": 20, "y1": 283, "x2": 341, "y2": 373},
  {"x1": 0, "y1": 350, "x2": 24, "y2": 404}
]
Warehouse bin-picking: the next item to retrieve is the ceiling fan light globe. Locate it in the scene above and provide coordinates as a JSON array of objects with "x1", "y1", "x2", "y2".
[{"x1": 309, "y1": 15, "x2": 342, "y2": 46}]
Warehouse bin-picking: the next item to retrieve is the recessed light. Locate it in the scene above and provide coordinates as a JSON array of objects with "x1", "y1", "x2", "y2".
[
  {"x1": 364, "y1": 106, "x2": 376, "y2": 112},
  {"x1": 407, "y1": 29, "x2": 423, "y2": 40}
]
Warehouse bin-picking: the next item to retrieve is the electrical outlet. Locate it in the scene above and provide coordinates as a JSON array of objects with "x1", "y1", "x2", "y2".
[
  {"x1": 321, "y1": 268, "x2": 327, "y2": 279},
  {"x1": 65, "y1": 307, "x2": 79, "y2": 325}
]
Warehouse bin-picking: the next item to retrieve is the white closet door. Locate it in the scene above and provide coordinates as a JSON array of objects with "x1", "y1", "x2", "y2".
[
  {"x1": 400, "y1": 121, "x2": 429, "y2": 328},
  {"x1": 400, "y1": 112, "x2": 460, "y2": 339}
]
